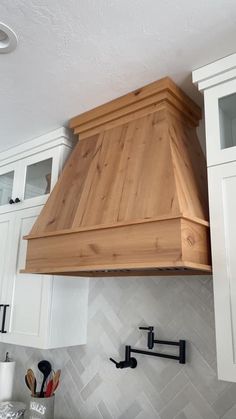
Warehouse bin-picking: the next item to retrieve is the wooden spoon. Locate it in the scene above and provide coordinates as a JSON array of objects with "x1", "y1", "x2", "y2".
[
  {"x1": 25, "y1": 375, "x2": 31, "y2": 392},
  {"x1": 51, "y1": 369, "x2": 61, "y2": 396},
  {"x1": 26, "y1": 368, "x2": 36, "y2": 396}
]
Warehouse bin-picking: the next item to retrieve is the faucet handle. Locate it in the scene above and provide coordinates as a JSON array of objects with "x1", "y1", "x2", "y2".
[
  {"x1": 109, "y1": 348, "x2": 137, "y2": 369},
  {"x1": 139, "y1": 326, "x2": 155, "y2": 349},
  {"x1": 109, "y1": 358, "x2": 119, "y2": 368},
  {"x1": 139, "y1": 326, "x2": 154, "y2": 332}
]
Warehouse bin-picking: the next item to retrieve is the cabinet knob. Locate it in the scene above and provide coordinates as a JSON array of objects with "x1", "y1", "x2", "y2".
[
  {"x1": 9, "y1": 199, "x2": 14, "y2": 204},
  {"x1": 15, "y1": 198, "x2": 21, "y2": 203}
]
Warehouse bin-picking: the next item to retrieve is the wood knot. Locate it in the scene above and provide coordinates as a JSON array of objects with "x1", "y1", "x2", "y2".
[
  {"x1": 48, "y1": 218, "x2": 56, "y2": 225},
  {"x1": 186, "y1": 235, "x2": 195, "y2": 246},
  {"x1": 112, "y1": 253, "x2": 119, "y2": 258},
  {"x1": 89, "y1": 244, "x2": 99, "y2": 254},
  {"x1": 134, "y1": 89, "x2": 141, "y2": 96},
  {"x1": 82, "y1": 150, "x2": 89, "y2": 158},
  {"x1": 97, "y1": 163, "x2": 101, "y2": 174}
]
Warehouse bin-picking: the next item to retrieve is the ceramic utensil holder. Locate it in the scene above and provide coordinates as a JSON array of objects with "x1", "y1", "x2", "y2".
[{"x1": 29, "y1": 395, "x2": 54, "y2": 419}]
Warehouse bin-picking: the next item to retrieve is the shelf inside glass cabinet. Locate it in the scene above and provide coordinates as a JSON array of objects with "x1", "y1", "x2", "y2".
[
  {"x1": 24, "y1": 158, "x2": 52, "y2": 200},
  {"x1": 219, "y1": 93, "x2": 236, "y2": 150},
  {"x1": 0, "y1": 171, "x2": 14, "y2": 206}
]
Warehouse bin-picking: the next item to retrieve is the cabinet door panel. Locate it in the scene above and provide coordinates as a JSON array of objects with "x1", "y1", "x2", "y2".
[
  {"x1": 0, "y1": 171, "x2": 14, "y2": 206},
  {"x1": 0, "y1": 213, "x2": 16, "y2": 338},
  {"x1": 0, "y1": 162, "x2": 21, "y2": 214},
  {"x1": 3, "y1": 207, "x2": 52, "y2": 347},
  {"x1": 205, "y1": 79, "x2": 236, "y2": 166},
  {"x1": 16, "y1": 148, "x2": 61, "y2": 209},
  {"x1": 24, "y1": 158, "x2": 52, "y2": 200},
  {"x1": 208, "y1": 161, "x2": 236, "y2": 381}
]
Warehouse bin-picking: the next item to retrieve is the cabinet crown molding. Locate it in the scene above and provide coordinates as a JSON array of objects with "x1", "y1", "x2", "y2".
[
  {"x1": 193, "y1": 53, "x2": 236, "y2": 91},
  {"x1": 0, "y1": 127, "x2": 74, "y2": 168}
]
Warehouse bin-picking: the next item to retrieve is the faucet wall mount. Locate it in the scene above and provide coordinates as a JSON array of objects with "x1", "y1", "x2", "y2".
[{"x1": 110, "y1": 326, "x2": 186, "y2": 369}]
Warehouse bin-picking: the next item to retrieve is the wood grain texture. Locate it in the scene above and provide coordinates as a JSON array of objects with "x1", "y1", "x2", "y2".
[
  {"x1": 22, "y1": 219, "x2": 211, "y2": 275},
  {"x1": 23, "y1": 77, "x2": 211, "y2": 276},
  {"x1": 70, "y1": 77, "x2": 201, "y2": 134},
  {"x1": 168, "y1": 113, "x2": 209, "y2": 221}
]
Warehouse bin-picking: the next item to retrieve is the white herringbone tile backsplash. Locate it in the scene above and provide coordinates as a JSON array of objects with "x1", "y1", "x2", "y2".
[{"x1": 1, "y1": 275, "x2": 236, "y2": 419}]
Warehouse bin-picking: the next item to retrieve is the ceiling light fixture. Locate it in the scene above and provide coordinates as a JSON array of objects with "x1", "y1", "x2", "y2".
[{"x1": 0, "y1": 22, "x2": 17, "y2": 54}]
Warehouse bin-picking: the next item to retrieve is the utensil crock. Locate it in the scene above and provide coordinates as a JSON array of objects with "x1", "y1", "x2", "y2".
[{"x1": 29, "y1": 394, "x2": 54, "y2": 419}]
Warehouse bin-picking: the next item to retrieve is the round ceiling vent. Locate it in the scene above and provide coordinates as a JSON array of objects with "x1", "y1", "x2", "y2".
[{"x1": 0, "y1": 22, "x2": 17, "y2": 54}]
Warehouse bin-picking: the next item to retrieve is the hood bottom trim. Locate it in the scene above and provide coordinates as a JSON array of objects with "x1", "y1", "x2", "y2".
[{"x1": 22, "y1": 217, "x2": 211, "y2": 276}]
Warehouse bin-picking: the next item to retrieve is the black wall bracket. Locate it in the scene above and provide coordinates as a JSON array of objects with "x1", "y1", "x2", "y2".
[{"x1": 110, "y1": 326, "x2": 186, "y2": 369}]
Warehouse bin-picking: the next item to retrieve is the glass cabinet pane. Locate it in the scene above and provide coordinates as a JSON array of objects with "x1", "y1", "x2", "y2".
[
  {"x1": 0, "y1": 171, "x2": 14, "y2": 206},
  {"x1": 219, "y1": 93, "x2": 236, "y2": 149},
  {"x1": 24, "y1": 158, "x2": 52, "y2": 200}
]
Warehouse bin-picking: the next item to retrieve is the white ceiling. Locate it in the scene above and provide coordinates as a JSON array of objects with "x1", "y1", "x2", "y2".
[{"x1": 1, "y1": 0, "x2": 236, "y2": 152}]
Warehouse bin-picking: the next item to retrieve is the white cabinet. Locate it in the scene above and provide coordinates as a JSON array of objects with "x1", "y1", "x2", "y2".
[
  {"x1": 193, "y1": 55, "x2": 236, "y2": 167},
  {"x1": 0, "y1": 206, "x2": 88, "y2": 349},
  {"x1": 0, "y1": 212, "x2": 16, "y2": 331},
  {"x1": 193, "y1": 53, "x2": 236, "y2": 382},
  {"x1": 208, "y1": 162, "x2": 236, "y2": 381},
  {"x1": 0, "y1": 128, "x2": 72, "y2": 214},
  {"x1": 0, "y1": 128, "x2": 89, "y2": 349}
]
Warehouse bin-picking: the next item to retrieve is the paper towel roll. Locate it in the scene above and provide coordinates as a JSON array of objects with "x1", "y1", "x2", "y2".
[{"x1": 0, "y1": 361, "x2": 15, "y2": 402}]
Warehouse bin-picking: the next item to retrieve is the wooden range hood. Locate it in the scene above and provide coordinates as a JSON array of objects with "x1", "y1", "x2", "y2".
[{"x1": 22, "y1": 77, "x2": 211, "y2": 277}]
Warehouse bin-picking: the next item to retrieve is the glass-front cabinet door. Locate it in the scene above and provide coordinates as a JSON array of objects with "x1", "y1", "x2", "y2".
[
  {"x1": 18, "y1": 148, "x2": 60, "y2": 208},
  {"x1": 0, "y1": 162, "x2": 20, "y2": 212},
  {"x1": 219, "y1": 93, "x2": 236, "y2": 150},
  {"x1": 204, "y1": 78, "x2": 236, "y2": 167},
  {"x1": 0, "y1": 171, "x2": 14, "y2": 205},
  {"x1": 0, "y1": 147, "x2": 61, "y2": 213},
  {"x1": 24, "y1": 158, "x2": 52, "y2": 200}
]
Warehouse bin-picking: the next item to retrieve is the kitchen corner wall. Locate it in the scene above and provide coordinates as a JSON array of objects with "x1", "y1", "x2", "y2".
[{"x1": 1, "y1": 276, "x2": 236, "y2": 419}]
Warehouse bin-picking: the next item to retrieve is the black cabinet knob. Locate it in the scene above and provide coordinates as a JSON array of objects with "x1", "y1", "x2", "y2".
[
  {"x1": 15, "y1": 197, "x2": 21, "y2": 203},
  {"x1": 9, "y1": 199, "x2": 14, "y2": 204}
]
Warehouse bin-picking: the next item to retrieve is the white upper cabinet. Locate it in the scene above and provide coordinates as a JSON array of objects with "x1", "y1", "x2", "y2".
[
  {"x1": 0, "y1": 128, "x2": 73, "y2": 213},
  {"x1": 193, "y1": 54, "x2": 236, "y2": 382},
  {"x1": 193, "y1": 54, "x2": 236, "y2": 167},
  {"x1": 0, "y1": 128, "x2": 89, "y2": 349}
]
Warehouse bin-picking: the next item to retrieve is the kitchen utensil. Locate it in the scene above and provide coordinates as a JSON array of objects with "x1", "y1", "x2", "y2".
[
  {"x1": 45, "y1": 379, "x2": 53, "y2": 398},
  {"x1": 25, "y1": 375, "x2": 31, "y2": 391},
  {"x1": 51, "y1": 369, "x2": 61, "y2": 396},
  {"x1": 38, "y1": 361, "x2": 52, "y2": 398},
  {"x1": 45, "y1": 369, "x2": 60, "y2": 398},
  {"x1": 26, "y1": 369, "x2": 37, "y2": 396}
]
